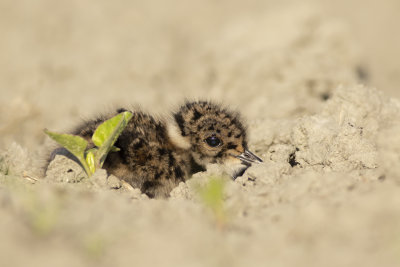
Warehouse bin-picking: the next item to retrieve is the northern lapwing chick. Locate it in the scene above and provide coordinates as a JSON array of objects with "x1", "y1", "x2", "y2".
[{"x1": 67, "y1": 101, "x2": 262, "y2": 198}]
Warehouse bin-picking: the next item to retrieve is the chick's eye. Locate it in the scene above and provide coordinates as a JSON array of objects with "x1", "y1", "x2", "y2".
[{"x1": 205, "y1": 136, "x2": 221, "y2": 147}]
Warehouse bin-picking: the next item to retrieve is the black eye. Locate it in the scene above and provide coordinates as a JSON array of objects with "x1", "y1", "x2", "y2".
[{"x1": 205, "y1": 136, "x2": 221, "y2": 147}]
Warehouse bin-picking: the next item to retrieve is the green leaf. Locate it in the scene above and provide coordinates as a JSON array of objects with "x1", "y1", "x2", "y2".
[
  {"x1": 199, "y1": 177, "x2": 224, "y2": 209},
  {"x1": 44, "y1": 129, "x2": 92, "y2": 176},
  {"x1": 198, "y1": 177, "x2": 227, "y2": 228},
  {"x1": 44, "y1": 129, "x2": 91, "y2": 176},
  {"x1": 92, "y1": 112, "x2": 133, "y2": 168},
  {"x1": 110, "y1": 146, "x2": 120, "y2": 152},
  {"x1": 92, "y1": 112, "x2": 132, "y2": 147},
  {"x1": 85, "y1": 149, "x2": 96, "y2": 174},
  {"x1": 44, "y1": 130, "x2": 88, "y2": 157}
]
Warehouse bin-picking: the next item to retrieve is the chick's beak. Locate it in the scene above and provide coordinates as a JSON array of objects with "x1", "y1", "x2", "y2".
[{"x1": 236, "y1": 149, "x2": 263, "y2": 165}]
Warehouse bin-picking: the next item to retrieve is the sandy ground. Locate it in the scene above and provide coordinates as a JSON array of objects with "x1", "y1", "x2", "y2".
[{"x1": 1, "y1": 1, "x2": 400, "y2": 266}]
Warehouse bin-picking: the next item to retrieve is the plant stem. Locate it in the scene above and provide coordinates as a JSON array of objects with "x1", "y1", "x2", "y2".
[{"x1": 81, "y1": 160, "x2": 93, "y2": 177}]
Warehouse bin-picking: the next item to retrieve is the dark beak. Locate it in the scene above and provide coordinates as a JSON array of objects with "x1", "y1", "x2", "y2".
[{"x1": 236, "y1": 149, "x2": 263, "y2": 166}]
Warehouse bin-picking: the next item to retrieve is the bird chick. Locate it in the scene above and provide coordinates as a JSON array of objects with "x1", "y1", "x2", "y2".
[
  {"x1": 65, "y1": 101, "x2": 262, "y2": 198},
  {"x1": 172, "y1": 101, "x2": 262, "y2": 175}
]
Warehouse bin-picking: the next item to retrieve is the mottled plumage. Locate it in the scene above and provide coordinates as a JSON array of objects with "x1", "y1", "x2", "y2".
[{"x1": 57, "y1": 101, "x2": 262, "y2": 198}]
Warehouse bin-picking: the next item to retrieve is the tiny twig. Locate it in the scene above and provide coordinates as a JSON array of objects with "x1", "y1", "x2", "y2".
[
  {"x1": 23, "y1": 171, "x2": 39, "y2": 183},
  {"x1": 121, "y1": 180, "x2": 135, "y2": 191}
]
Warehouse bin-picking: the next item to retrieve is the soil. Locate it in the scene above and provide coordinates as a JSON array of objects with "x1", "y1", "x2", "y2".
[{"x1": 1, "y1": 1, "x2": 400, "y2": 267}]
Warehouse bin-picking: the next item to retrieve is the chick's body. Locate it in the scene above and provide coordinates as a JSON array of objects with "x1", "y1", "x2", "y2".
[
  {"x1": 68, "y1": 101, "x2": 262, "y2": 198},
  {"x1": 73, "y1": 110, "x2": 191, "y2": 198}
]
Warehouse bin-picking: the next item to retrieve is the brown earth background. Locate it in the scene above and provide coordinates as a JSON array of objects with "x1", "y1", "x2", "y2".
[{"x1": 1, "y1": 0, "x2": 400, "y2": 266}]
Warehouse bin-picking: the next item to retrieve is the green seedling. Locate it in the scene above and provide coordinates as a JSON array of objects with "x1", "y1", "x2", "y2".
[
  {"x1": 17, "y1": 187, "x2": 62, "y2": 237},
  {"x1": 28, "y1": 196, "x2": 61, "y2": 237},
  {"x1": 198, "y1": 176, "x2": 228, "y2": 229},
  {"x1": 83, "y1": 233, "x2": 107, "y2": 260},
  {"x1": 44, "y1": 111, "x2": 133, "y2": 176},
  {"x1": 0, "y1": 156, "x2": 9, "y2": 175}
]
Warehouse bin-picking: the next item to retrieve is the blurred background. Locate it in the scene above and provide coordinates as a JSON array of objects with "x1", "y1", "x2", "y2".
[
  {"x1": 1, "y1": 2, "x2": 400, "y2": 267},
  {"x1": 0, "y1": 0, "x2": 399, "y2": 150}
]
